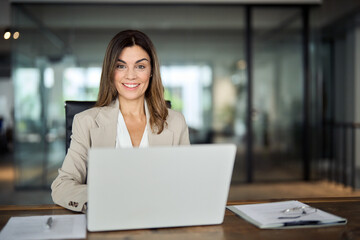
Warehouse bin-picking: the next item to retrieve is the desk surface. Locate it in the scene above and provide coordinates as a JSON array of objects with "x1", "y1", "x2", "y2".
[{"x1": 1, "y1": 197, "x2": 359, "y2": 240}]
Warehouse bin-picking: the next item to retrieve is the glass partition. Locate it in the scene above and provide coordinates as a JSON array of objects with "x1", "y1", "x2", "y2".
[
  {"x1": 12, "y1": 4, "x2": 246, "y2": 187},
  {"x1": 252, "y1": 7, "x2": 304, "y2": 181}
]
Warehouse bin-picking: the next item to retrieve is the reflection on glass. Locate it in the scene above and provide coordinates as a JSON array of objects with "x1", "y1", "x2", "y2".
[
  {"x1": 13, "y1": 68, "x2": 43, "y2": 187},
  {"x1": 14, "y1": 68, "x2": 41, "y2": 125},
  {"x1": 253, "y1": 7, "x2": 303, "y2": 181}
]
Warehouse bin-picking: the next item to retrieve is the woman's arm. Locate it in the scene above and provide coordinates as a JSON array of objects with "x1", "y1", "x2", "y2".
[
  {"x1": 179, "y1": 113, "x2": 190, "y2": 145},
  {"x1": 51, "y1": 114, "x2": 91, "y2": 212}
]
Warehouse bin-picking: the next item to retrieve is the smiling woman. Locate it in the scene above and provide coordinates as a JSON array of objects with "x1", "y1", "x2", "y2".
[
  {"x1": 51, "y1": 30, "x2": 190, "y2": 212},
  {"x1": 114, "y1": 46, "x2": 151, "y2": 103},
  {"x1": 96, "y1": 30, "x2": 170, "y2": 134}
]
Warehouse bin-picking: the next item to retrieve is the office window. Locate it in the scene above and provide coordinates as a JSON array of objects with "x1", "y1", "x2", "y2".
[
  {"x1": 161, "y1": 65, "x2": 212, "y2": 129},
  {"x1": 63, "y1": 67, "x2": 101, "y2": 101}
]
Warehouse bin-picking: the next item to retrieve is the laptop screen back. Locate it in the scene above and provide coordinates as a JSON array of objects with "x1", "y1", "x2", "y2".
[{"x1": 87, "y1": 144, "x2": 236, "y2": 231}]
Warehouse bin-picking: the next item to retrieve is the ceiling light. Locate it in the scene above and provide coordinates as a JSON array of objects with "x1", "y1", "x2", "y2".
[
  {"x1": 4, "y1": 31, "x2": 11, "y2": 40},
  {"x1": 13, "y1": 31, "x2": 20, "y2": 39}
]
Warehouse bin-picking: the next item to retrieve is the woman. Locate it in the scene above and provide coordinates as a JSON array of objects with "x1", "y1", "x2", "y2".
[{"x1": 51, "y1": 30, "x2": 190, "y2": 212}]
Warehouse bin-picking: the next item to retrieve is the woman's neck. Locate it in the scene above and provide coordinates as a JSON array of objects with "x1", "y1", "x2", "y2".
[{"x1": 118, "y1": 96, "x2": 145, "y2": 117}]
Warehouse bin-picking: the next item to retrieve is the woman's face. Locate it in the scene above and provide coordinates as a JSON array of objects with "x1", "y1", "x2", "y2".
[{"x1": 113, "y1": 45, "x2": 151, "y2": 102}]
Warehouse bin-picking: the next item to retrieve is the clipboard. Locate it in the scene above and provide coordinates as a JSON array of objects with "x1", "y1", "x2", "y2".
[
  {"x1": 0, "y1": 214, "x2": 86, "y2": 239},
  {"x1": 227, "y1": 200, "x2": 347, "y2": 229}
]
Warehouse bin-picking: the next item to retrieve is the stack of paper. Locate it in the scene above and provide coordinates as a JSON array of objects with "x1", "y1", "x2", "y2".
[
  {"x1": 0, "y1": 214, "x2": 86, "y2": 240},
  {"x1": 227, "y1": 200, "x2": 347, "y2": 229}
]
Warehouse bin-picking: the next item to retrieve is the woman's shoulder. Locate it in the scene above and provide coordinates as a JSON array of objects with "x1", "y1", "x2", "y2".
[
  {"x1": 73, "y1": 102, "x2": 118, "y2": 126},
  {"x1": 166, "y1": 109, "x2": 187, "y2": 126},
  {"x1": 75, "y1": 106, "x2": 102, "y2": 120},
  {"x1": 75, "y1": 100, "x2": 117, "y2": 120}
]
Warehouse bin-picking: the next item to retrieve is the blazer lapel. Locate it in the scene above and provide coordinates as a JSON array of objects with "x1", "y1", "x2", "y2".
[
  {"x1": 148, "y1": 128, "x2": 174, "y2": 146},
  {"x1": 90, "y1": 99, "x2": 119, "y2": 148},
  {"x1": 89, "y1": 99, "x2": 174, "y2": 147}
]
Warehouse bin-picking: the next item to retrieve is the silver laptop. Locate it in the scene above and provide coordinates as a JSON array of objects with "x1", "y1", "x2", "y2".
[{"x1": 87, "y1": 144, "x2": 236, "y2": 232}]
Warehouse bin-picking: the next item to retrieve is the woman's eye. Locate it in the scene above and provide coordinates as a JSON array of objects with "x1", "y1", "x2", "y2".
[
  {"x1": 137, "y1": 65, "x2": 146, "y2": 69},
  {"x1": 116, "y1": 65, "x2": 126, "y2": 69}
]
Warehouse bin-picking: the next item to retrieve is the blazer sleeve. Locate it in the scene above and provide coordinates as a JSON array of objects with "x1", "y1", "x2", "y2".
[
  {"x1": 179, "y1": 113, "x2": 190, "y2": 145},
  {"x1": 51, "y1": 114, "x2": 90, "y2": 212},
  {"x1": 166, "y1": 109, "x2": 190, "y2": 145}
]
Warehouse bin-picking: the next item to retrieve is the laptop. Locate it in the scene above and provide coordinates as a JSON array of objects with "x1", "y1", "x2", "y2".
[{"x1": 87, "y1": 144, "x2": 236, "y2": 232}]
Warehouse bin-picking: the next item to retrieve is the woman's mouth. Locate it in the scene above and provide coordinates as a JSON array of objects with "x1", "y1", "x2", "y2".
[{"x1": 122, "y1": 83, "x2": 140, "y2": 89}]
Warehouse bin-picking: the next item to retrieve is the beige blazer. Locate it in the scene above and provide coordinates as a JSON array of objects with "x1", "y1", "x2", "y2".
[{"x1": 51, "y1": 99, "x2": 190, "y2": 212}]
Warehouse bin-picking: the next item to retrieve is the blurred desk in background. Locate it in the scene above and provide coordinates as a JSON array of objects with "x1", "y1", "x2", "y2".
[{"x1": 0, "y1": 197, "x2": 359, "y2": 240}]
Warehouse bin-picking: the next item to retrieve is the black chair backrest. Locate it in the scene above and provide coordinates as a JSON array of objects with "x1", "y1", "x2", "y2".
[
  {"x1": 65, "y1": 101, "x2": 96, "y2": 154},
  {"x1": 65, "y1": 100, "x2": 172, "y2": 154}
]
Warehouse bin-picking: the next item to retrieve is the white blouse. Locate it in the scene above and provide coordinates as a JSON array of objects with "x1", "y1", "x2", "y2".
[{"x1": 115, "y1": 101, "x2": 149, "y2": 148}]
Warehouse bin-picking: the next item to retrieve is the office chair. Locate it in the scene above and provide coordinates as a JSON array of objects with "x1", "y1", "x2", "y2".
[
  {"x1": 65, "y1": 100, "x2": 172, "y2": 154},
  {"x1": 65, "y1": 101, "x2": 96, "y2": 154}
]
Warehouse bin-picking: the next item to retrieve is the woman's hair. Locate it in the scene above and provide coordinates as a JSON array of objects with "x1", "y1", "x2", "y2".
[{"x1": 96, "y1": 30, "x2": 168, "y2": 134}]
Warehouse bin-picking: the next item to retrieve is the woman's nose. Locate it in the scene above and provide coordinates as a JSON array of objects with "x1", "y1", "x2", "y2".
[{"x1": 126, "y1": 68, "x2": 136, "y2": 79}]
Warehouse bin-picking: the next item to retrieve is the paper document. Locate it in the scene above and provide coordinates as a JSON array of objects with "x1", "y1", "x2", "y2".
[
  {"x1": 227, "y1": 200, "x2": 347, "y2": 229},
  {"x1": 0, "y1": 214, "x2": 86, "y2": 240}
]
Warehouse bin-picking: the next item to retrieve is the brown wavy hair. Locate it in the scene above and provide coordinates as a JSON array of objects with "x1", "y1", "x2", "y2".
[{"x1": 96, "y1": 30, "x2": 168, "y2": 134}]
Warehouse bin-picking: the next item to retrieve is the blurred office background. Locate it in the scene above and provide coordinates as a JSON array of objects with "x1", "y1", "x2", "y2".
[{"x1": 1, "y1": 0, "x2": 360, "y2": 204}]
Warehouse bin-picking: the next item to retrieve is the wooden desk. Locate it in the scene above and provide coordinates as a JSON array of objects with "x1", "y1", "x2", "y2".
[{"x1": 1, "y1": 197, "x2": 359, "y2": 240}]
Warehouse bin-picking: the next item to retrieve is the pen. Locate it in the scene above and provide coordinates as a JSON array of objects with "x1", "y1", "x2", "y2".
[
  {"x1": 45, "y1": 217, "x2": 53, "y2": 229},
  {"x1": 283, "y1": 220, "x2": 320, "y2": 226}
]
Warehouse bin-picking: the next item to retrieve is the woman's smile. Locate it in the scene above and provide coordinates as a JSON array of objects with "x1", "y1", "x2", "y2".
[{"x1": 122, "y1": 83, "x2": 141, "y2": 89}]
